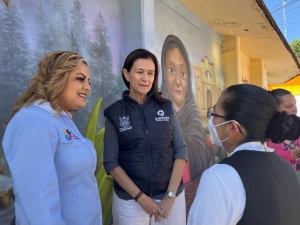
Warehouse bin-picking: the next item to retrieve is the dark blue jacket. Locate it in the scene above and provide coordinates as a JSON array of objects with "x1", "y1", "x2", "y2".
[{"x1": 104, "y1": 91, "x2": 184, "y2": 199}]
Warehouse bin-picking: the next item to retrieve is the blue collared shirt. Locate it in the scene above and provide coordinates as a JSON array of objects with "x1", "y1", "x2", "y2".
[{"x1": 2, "y1": 101, "x2": 102, "y2": 225}]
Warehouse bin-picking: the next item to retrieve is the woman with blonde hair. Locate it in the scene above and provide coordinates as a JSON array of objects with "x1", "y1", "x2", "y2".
[{"x1": 2, "y1": 50, "x2": 102, "y2": 225}]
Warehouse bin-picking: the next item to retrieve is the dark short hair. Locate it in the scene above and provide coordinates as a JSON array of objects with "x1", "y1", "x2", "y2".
[
  {"x1": 269, "y1": 88, "x2": 292, "y2": 105},
  {"x1": 221, "y1": 84, "x2": 300, "y2": 143},
  {"x1": 122, "y1": 48, "x2": 165, "y2": 103}
]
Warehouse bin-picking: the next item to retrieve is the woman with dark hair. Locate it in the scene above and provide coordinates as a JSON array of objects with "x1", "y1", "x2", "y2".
[
  {"x1": 103, "y1": 49, "x2": 187, "y2": 224},
  {"x1": 188, "y1": 84, "x2": 300, "y2": 225},
  {"x1": 267, "y1": 88, "x2": 300, "y2": 171},
  {"x1": 161, "y1": 35, "x2": 207, "y2": 183}
]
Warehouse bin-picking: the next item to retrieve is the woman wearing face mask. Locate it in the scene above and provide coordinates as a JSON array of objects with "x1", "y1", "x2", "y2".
[
  {"x1": 187, "y1": 84, "x2": 300, "y2": 225},
  {"x1": 267, "y1": 89, "x2": 300, "y2": 171}
]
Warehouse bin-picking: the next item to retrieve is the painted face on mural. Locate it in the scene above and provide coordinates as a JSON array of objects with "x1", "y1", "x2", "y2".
[
  {"x1": 123, "y1": 58, "x2": 155, "y2": 102},
  {"x1": 164, "y1": 47, "x2": 188, "y2": 111},
  {"x1": 278, "y1": 94, "x2": 297, "y2": 115},
  {"x1": 59, "y1": 63, "x2": 91, "y2": 112}
]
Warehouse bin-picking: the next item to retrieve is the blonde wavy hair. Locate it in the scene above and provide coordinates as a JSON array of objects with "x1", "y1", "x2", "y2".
[{"x1": 6, "y1": 50, "x2": 87, "y2": 126}]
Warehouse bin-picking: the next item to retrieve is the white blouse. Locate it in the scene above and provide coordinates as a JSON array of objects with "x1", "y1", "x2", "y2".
[{"x1": 187, "y1": 142, "x2": 270, "y2": 225}]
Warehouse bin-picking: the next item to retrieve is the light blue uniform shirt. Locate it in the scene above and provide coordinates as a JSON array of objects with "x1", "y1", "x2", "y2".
[{"x1": 2, "y1": 101, "x2": 102, "y2": 225}]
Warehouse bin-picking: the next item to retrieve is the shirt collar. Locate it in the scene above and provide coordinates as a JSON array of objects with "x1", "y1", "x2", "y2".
[
  {"x1": 33, "y1": 100, "x2": 72, "y2": 118},
  {"x1": 229, "y1": 141, "x2": 273, "y2": 157}
]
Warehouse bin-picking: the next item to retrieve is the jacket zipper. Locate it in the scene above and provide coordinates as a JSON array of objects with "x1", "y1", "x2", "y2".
[
  {"x1": 144, "y1": 105, "x2": 153, "y2": 197},
  {"x1": 137, "y1": 103, "x2": 152, "y2": 197}
]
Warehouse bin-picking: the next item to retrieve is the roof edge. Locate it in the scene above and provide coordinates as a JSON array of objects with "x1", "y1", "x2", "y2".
[{"x1": 255, "y1": 0, "x2": 300, "y2": 82}]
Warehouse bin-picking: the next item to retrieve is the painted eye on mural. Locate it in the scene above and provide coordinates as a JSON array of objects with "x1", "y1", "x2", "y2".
[{"x1": 167, "y1": 67, "x2": 175, "y2": 74}]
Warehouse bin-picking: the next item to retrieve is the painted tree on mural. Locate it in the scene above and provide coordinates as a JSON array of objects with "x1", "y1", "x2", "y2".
[
  {"x1": 0, "y1": 8, "x2": 3, "y2": 28},
  {"x1": 89, "y1": 10, "x2": 120, "y2": 126},
  {"x1": 18, "y1": 0, "x2": 36, "y2": 30},
  {"x1": 34, "y1": 3, "x2": 54, "y2": 66},
  {"x1": 0, "y1": 4, "x2": 30, "y2": 100},
  {"x1": 49, "y1": 0, "x2": 71, "y2": 50},
  {"x1": 0, "y1": 0, "x2": 122, "y2": 132},
  {"x1": 69, "y1": 0, "x2": 88, "y2": 56},
  {"x1": 0, "y1": 4, "x2": 30, "y2": 175}
]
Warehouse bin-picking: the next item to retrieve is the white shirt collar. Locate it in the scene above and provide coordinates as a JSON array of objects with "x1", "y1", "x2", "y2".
[
  {"x1": 33, "y1": 100, "x2": 72, "y2": 118},
  {"x1": 229, "y1": 141, "x2": 273, "y2": 157}
]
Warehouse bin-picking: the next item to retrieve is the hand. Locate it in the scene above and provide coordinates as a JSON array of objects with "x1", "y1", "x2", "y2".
[
  {"x1": 137, "y1": 193, "x2": 165, "y2": 223},
  {"x1": 157, "y1": 194, "x2": 175, "y2": 221}
]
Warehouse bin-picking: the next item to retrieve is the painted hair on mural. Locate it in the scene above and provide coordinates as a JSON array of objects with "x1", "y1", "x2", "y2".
[
  {"x1": 6, "y1": 50, "x2": 87, "y2": 125},
  {"x1": 122, "y1": 48, "x2": 166, "y2": 103},
  {"x1": 160, "y1": 35, "x2": 208, "y2": 180},
  {"x1": 161, "y1": 34, "x2": 193, "y2": 101},
  {"x1": 221, "y1": 84, "x2": 300, "y2": 143}
]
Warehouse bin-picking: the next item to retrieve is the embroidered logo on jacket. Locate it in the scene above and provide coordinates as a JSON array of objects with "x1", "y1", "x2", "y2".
[
  {"x1": 64, "y1": 129, "x2": 79, "y2": 141},
  {"x1": 157, "y1": 110, "x2": 164, "y2": 116},
  {"x1": 155, "y1": 110, "x2": 170, "y2": 122},
  {"x1": 119, "y1": 116, "x2": 133, "y2": 132}
]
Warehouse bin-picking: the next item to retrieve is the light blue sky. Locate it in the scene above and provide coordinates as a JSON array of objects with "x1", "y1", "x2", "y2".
[{"x1": 264, "y1": 0, "x2": 300, "y2": 43}]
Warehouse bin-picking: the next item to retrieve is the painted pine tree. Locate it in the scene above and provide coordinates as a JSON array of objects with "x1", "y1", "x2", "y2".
[
  {"x1": 0, "y1": 4, "x2": 30, "y2": 176},
  {"x1": 69, "y1": 0, "x2": 88, "y2": 56},
  {"x1": 48, "y1": 0, "x2": 70, "y2": 50},
  {"x1": 89, "y1": 10, "x2": 120, "y2": 127},
  {"x1": 34, "y1": 3, "x2": 54, "y2": 66}
]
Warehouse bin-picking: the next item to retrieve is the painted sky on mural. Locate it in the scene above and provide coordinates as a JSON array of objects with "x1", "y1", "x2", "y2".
[{"x1": 264, "y1": 0, "x2": 300, "y2": 43}]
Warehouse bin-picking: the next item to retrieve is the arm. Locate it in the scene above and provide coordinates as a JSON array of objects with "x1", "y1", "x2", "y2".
[
  {"x1": 103, "y1": 118, "x2": 165, "y2": 222},
  {"x1": 158, "y1": 158, "x2": 185, "y2": 220},
  {"x1": 187, "y1": 165, "x2": 245, "y2": 225},
  {"x1": 2, "y1": 110, "x2": 65, "y2": 225},
  {"x1": 158, "y1": 111, "x2": 187, "y2": 219}
]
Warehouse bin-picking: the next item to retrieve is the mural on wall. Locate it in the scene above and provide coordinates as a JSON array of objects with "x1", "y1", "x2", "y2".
[
  {"x1": 155, "y1": 0, "x2": 226, "y2": 181},
  {"x1": 161, "y1": 35, "x2": 207, "y2": 182},
  {"x1": 194, "y1": 57, "x2": 226, "y2": 166},
  {"x1": 0, "y1": 0, "x2": 122, "y2": 224}
]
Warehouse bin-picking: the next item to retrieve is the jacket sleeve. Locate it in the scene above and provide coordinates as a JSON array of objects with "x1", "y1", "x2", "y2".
[
  {"x1": 103, "y1": 117, "x2": 120, "y2": 174},
  {"x1": 172, "y1": 108, "x2": 187, "y2": 160},
  {"x1": 2, "y1": 109, "x2": 66, "y2": 225}
]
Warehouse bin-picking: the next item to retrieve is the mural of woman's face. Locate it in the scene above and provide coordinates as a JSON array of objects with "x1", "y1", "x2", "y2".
[{"x1": 164, "y1": 47, "x2": 188, "y2": 110}]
